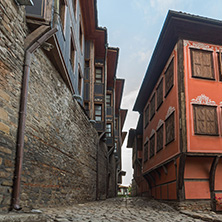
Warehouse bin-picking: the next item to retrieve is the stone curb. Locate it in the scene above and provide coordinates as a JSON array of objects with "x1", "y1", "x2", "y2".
[{"x1": 180, "y1": 210, "x2": 222, "y2": 222}]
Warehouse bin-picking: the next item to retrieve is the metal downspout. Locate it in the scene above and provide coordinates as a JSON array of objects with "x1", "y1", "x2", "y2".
[{"x1": 12, "y1": 26, "x2": 57, "y2": 210}]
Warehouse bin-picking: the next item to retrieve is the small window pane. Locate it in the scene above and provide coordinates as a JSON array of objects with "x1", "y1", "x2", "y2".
[{"x1": 95, "y1": 104, "x2": 102, "y2": 122}]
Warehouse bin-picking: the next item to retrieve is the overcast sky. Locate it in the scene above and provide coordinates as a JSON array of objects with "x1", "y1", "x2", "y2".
[{"x1": 97, "y1": 0, "x2": 222, "y2": 186}]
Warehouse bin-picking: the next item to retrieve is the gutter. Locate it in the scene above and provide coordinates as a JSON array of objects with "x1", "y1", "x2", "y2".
[{"x1": 12, "y1": 25, "x2": 57, "y2": 210}]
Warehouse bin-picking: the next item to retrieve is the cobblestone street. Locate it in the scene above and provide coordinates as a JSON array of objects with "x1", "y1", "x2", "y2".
[{"x1": 43, "y1": 197, "x2": 205, "y2": 222}]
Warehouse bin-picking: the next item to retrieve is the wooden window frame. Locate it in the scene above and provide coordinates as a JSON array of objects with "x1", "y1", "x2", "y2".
[
  {"x1": 157, "y1": 124, "x2": 163, "y2": 152},
  {"x1": 59, "y1": 0, "x2": 67, "y2": 34},
  {"x1": 165, "y1": 58, "x2": 174, "y2": 98},
  {"x1": 73, "y1": 0, "x2": 77, "y2": 18},
  {"x1": 106, "y1": 123, "x2": 112, "y2": 138},
  {"x1": 165, "y1": 112, "x2": 175, "y2": 146},
  {"x1": 149, "y1": 134, "x2": 155, "y2": 159},
  {"x1": 193, "y1": 105, "x2": 218, "y2": 136},
  {"x1": 79, "y1": 15, "x2": 84, "y2": 53},
  {"x1": 190, "y1": 48, "x2": 215, "y2": 80},
  {"x1": 156, "y1": 78, "x2": 163, "y2": 110},
  {"x1": 106, "y1": 94, "x2": 112, "y2": 107},
  {"x1": 144, "y1": 105, "x2": 149, "y2": 128},
  {"x1": 78, "y1": 65, "x2": 83, "y2": 95},
  {"x1": 95, "y1": 67, "x2": 103, "y2": 83},
  {"x1": 217, "y1": 52, "x2": 222, "y2": 81},
  {"x1": 94, "y1": 104, "x2": 102, "y2": 122},
  {"x1": 70, "y1": 29, "x2": 76, "y2": 72},
  {"x1": 144, "y1": 141, "x2": 148, "y2": 163},
  {"x1": 150, "y1": 93, "x2": 155, "y2": 121}
]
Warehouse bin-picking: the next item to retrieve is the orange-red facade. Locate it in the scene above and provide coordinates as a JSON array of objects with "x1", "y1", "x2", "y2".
[{"x1": 128, "y1": 11, "x2": 222, "y2": 211}]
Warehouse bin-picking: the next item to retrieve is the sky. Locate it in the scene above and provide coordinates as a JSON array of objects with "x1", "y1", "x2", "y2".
[{"x1": 97, "y1": 0, "x2": 222, "y2": 186}]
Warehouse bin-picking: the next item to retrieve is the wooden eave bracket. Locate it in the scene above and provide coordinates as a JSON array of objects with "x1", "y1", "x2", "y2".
[{"x1": 162, "y1": 165, "x2": 168, "y2": 175}]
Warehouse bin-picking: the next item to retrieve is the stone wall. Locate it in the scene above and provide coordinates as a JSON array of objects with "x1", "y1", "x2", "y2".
[
  {"x1": 0, "y1": 0, "x2": 27, "y2": 211},
  {"x1": 20, "y1": 49, "x2": 98, "y2": 209},
  {"x1": 97, "y1": 141, "x2": 108, "y2": 200},
  {"x1": 108, "y1": 154, "x2": 117, "y2": 198},
  {"x1": 0, "y1": 0, "x2": 106, "y2": 211}
]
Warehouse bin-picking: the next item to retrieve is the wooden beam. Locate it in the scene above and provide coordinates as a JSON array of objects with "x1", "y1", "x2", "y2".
[
  {"x1": 143, "y1": 174, "x2": 152, "y2": 190},
  {"x1": 148, "y1": 173, "x2": 156, "y2": 186},
  {"x1": 209, "y1": 156, "x2": 220, "y2": 211},
  {"x1": 154, "y1": 169, "x2": 161, "y2": 179},
  {"x1": 177, "y1": 39, "x2": 187, "y2": 153},
  {"x1": 177, "y1": 153, "x2": 186, "y2": 201}
]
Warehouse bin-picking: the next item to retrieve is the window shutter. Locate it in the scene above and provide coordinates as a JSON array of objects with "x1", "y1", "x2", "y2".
[
  {"x1": 193, "y1": 105, "x2": 218, "y2": 135},
  {"x1": 165, "y1": 58, "x2": 174, "y2": 96},
  {"x1": 191, "y1": 49, "x2": 214, "y2": 79},
  {"x1": 150, "y1": 135, "x2": 155, "y2": 158},
  {"x1": 150, "y1": 94, "x2": 155, "y2": 120},
  {"x1": 157, "y1": 125, "x2": 163, "y2": 152},
  {"x1": 165, "y1": 112, "x2": 175, "y2": 145},
  {"x1": 157, "y1": 78, "x2": 163, "y2": 110}
]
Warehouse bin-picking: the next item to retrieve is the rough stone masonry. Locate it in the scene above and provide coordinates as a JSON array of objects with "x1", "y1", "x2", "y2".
[{"x1": 0, "y1": 0, "x2": 107, "y2": 211}]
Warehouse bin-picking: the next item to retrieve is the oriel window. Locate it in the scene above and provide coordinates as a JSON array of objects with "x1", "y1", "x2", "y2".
[{"x1": 165, "y1": 58, "x2": 174, "y2": 97}]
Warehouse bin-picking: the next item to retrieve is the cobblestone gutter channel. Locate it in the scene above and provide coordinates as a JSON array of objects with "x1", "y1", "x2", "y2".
[{"x1": 0, "y1": 197, "x2": 222, "y2": 222}]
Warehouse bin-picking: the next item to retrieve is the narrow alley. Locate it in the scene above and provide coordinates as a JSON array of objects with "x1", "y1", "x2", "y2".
[{"x1": 42, "y1": 197, "x2": 206, "y2": 222}]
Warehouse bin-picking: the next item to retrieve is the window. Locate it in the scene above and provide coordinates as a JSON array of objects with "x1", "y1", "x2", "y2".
[
  {"x1": 193, "y1": 105, "x2": 218, "y2": 135},
  {"x1": 95, "y1": 104, "x2": 102, "y2": 121},
  {"x1": 156, "y1": 78, "x2": 163, "y2": 110},
  {"x1": 95, "y1": 67, "x2": 102, "y2": 83},
  {"x1": 150, "y1": 134, "x2": 155, "y2": 159},
  {"x1": 165, "y1": 58, "x2": 174, "y2": 97},
  {"x1": 150, "y1": 93, "x2": 155, "y2": 120},
  {"x1": 191, "y1": 49, "x2": 214, "y2": 80},
  {"x1": 78, "y1": 69, "x2": 82, "y2": 95},
  {"x1": 70, "y1": 33, "x2": 76, "y2": 71},
  {"x1": 73, "y1": 0, "x2": 77, "y2": 16},
  {"x1": 106, "y1": 94, "x2": 111, "y2": 107},
  {"x1": 79, "y1": 18, "x2": 83, "y2": 52},
  {"x1": 165, "y1": 112, "x2": 175, "y2": 145},
  {"x1": 144, "y1": 105, "x2": 149, "y2": 128},
  {"x1": 157, "y1": 125, "x2": 163, "y2": 152},
  {"x1": 106, "y1": 123, "x2": 112, "y2": 137},
  {"x1": 218, "y1": 52, "x2": 222, "y2": 81},
  {"x1": 144, "y1": 142, "x2": 148, "y2": 162},
  {"x1": 59, "y1": 0, "x2": 66, "y2": 31}
]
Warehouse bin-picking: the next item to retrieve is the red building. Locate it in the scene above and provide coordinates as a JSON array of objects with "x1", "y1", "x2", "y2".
[{"x1": 127, "y1": 11, "x2": 222, "y2": 211}]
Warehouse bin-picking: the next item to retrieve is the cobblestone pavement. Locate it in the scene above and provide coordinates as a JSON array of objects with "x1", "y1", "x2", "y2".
[{"x1": 42, "y1": 197, "x2": 205, "y2": 222}]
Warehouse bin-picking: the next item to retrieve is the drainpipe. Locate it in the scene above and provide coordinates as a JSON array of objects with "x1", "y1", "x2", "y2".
[{"x1": 12, "y1": 25, "x2": 57, "y2": 210}]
